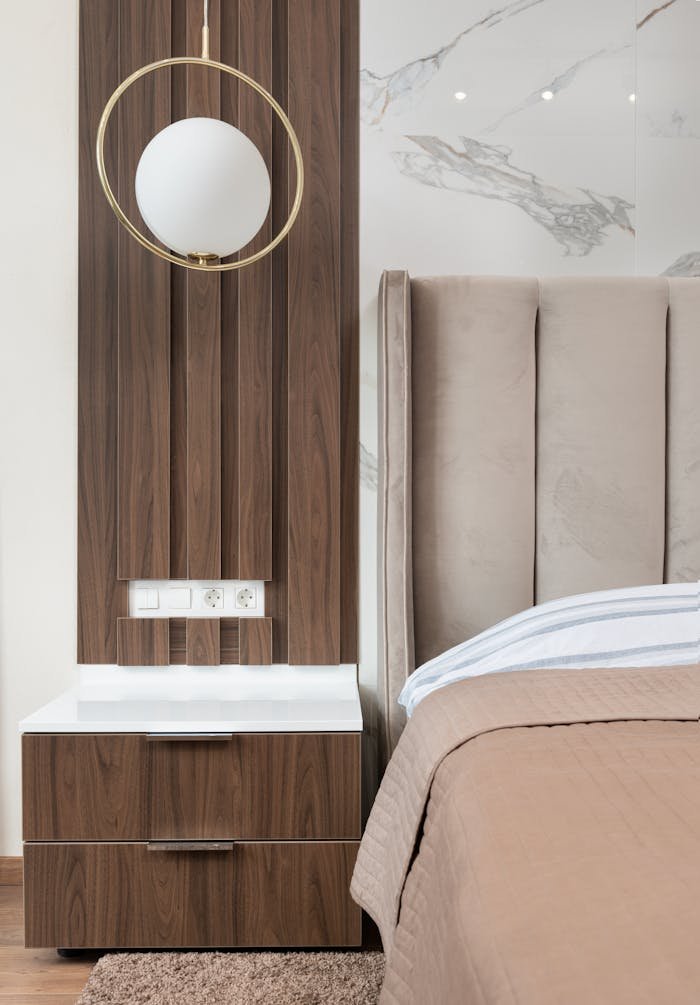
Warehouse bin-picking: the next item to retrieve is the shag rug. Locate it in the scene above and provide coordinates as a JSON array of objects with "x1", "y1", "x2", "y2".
[{"x1": 77, "y1": 950, "x2": 385, "y2": 1004}]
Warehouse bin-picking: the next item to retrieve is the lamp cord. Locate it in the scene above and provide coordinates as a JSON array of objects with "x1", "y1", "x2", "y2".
[{"x1": 201, "y1": 0, "x2": 210, "y2": 58}]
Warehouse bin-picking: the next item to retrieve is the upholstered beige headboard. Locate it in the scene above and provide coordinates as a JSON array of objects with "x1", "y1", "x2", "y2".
[{"x1": 379, "y1": 271, "x2": 700, "y2": 756}]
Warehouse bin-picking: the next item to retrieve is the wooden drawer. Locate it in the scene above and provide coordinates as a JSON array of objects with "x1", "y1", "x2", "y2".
[
  {"x1": 22, "y1": 732, "x2": 361, "y2": 841},
  {"x1": 24, "y1": 841, "x2": 361, "y2": 948}
]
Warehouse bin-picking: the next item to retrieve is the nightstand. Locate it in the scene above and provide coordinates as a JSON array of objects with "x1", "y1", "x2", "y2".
[{"x1": 20, "y1": 666, "x2": 362, "y2": 949}]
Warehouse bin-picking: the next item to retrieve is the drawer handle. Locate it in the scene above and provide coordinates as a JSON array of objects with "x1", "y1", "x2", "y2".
[
  {"x1": 146, "y1": 733, "x2": 233, "y2": 742},
  {"x1": 147, "y1": 841, "x2": 235, "y2": 853}
]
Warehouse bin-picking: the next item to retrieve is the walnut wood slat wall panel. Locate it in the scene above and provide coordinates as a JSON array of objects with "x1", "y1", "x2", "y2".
[
  {"x1": 339, "y1": 0, "x2": 360, "y2": 663},
  {"x1": 287, "y1": 0, "x2": 342, "y2": 664},
  {"x1": 220, "y1": 0, "x2": 242, "y2": 581},
  {"x1": 117, "y1": 618, "x2": 170, "y2": 666},
  {"x1": 238, "y1": 0, "x2": 273, "y2": 581},
  {"x1": 266, "y1": 0, "x2": 291, "y2": 662},
  {"x1": 220, "y1": 617, "x2": 241, "y2": 664},
  {"x1": 185, "y1": 1, "x2": 222, "y2": 580},
  {"x1": 239, "y1": 617, "x2": 273, "y2": 666},
  {"x1": 169, "y1": 617, "x2": 187, "y2": 664},
  {"x1": 187, "y1": 269, "x2": 222, "y2": 578},
  {"x1": 78, "y1": 0, "x2": 358, "y2": 666},
  {"x1": 117, "y1": 0, "x2": 172, "y2": 580},
  {"x1": 77, "y1": 0, "x2": 128, "y2": 662},
  {"x1": 186, "y1": 618, "x2": 221, "y2": 666}
]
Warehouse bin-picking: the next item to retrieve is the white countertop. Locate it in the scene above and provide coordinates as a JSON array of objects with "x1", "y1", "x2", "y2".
[{"x1": 19, "y1": 665, "x2": 362, "y2": 734}]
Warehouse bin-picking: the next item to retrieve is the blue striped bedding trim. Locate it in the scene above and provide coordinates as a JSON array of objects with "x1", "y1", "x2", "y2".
[{"x1": 399, "y1": 584, "x2": 700, "y2": 715}]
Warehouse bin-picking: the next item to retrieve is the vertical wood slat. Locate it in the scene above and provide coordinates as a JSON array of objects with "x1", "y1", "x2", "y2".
[
  {"x1": 186, "y1": 619, "x2": 221, "y2": 666},
  {"x1": 117, "y1": 619, "x2": 170, "y2": 666},
  {"x1": 266, "y1": 0, "x2": 290, "y2": 661},
  {"x1": 187, "y1": 269, "x2": 222, "y2": 578},
  {"x1": 117, "y1": 0, "x2": 172, "y2": 580},
  {"x1": 78, "y1": 0, "x2": 128, "y2": 661},
  {"x1": 287, "y1": 0, "x2": 342, "y2": 664},
  {"x1": 185, "y1": 1, "x2": 222, "y2": 580},
  {"x1": 169, "y1": 0, "x2": 189, "y2": 580},
  {"x1": 339, "y1": 0, "x2": 359, "y2": 663},
  {"x1": 220, "y1": 1, "x2": 242, "y2": 580},
  {"x1": 239, "y1": 618, "x2": 274, "y2": 666},
  {"x1": 169, "y1": 617, "x2": 187, "y2": 664},
  {"x1": 238, "y1": 0, "x2": 273, "y2": 581},
  {"x1": 220, "y1": 617, "x2": 241, "y2": 664}
]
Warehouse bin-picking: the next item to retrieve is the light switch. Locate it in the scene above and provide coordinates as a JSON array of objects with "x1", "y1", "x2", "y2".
[
  {"x1": 168, "y1": 587, "x2": 192, "y2": 609},
  {"x1": 136, "y1": 589, "x2": 159, "y2": 610}
]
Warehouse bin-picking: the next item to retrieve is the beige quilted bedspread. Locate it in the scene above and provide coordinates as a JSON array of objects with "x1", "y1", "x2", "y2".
[{"x1": 351, "y1": 666, "x2": 700, "y2": 1004}]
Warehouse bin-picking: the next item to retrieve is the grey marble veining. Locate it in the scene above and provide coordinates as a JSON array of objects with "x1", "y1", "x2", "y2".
[
  {"x1": 663, "y1": 252, "x2": 700, "y2": 277},
  {"x1": 637, "y1": 0, "x2": 680, "y2": 30},
  {"x1": 393, "y1": 135, "x2": 634, "y2": 256},
  {"x1": 361, "y1": 0, "x2": 546, "y2": 126},
  {"x1": 644, "y1": 110, "x2": 699, "y2": 139},
  {"x1": 360, "y1": 443, "x2": 379, "y2": 492},
  {"x1": 484, "y1": 46, "x2": 629, "y2": 135}
]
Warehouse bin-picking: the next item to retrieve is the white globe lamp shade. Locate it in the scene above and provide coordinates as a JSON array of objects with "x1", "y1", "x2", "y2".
[{"x1": 135, "y1": 117, "x2": 271, "y2": 259}]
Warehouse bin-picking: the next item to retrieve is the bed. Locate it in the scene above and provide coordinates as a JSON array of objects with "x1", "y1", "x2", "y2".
[{"x1": 352, "y1": 273, "x2": 700, "y2": 1004}]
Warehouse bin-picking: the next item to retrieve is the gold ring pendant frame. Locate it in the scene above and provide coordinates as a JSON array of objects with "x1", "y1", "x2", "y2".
[{"x1": 96, "y1": 56, "x2": 304, "y2": 272}]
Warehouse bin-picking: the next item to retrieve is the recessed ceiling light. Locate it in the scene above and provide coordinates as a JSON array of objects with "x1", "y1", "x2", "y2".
[
  {"x1": 628, "y1": 93, "x2": 636, "y2": 103},
  {"x1": 541, "y1": 90, "x2": 554, "y2": 101},
  {"x1": 454, "y1": 91, "x2": 468, "y2": 101}
]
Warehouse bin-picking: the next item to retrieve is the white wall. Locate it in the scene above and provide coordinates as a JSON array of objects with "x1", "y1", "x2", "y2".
[{"x1": 0, "y1": 1, "x2": 79, "y2": 854}]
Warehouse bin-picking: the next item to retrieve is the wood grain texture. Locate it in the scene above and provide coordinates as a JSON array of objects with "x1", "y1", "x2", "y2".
[
  {"x1": 24, "y1": 841, "x2": 360, "y2": 948},
  {"x1": 339, "y1": 0, "x2": 360, "y2": 663},
  {"x1": 22, "y1": 735, "x2": 146, "y2": 841},
  {"x1": 287, "y1": 0, "x2": 342, "y2": 664},
  {"x1": 23, "y1": 732, "x2": 359, "y2": 843},
  {"x1": 0, "y1": 885, "x2": 97, "y2": 996},
  {"x1": 220, "y1": 0, "x2": 241, "y2": 580},
  {"x1": 24, "y1": 843, "x2": 236, "y2": 949},
  {"x1": 186, "y1": 619, "x2": 221, "y2": 666},
  {"x1": 116, "y1": 618, "x2": 170, "y2": 667},
  {"x1": 149, "y1": 732, "x2": 360, "y2": 840},
  {"x1": 169, "y1": 264, "x2": 188, "y2": 579},
  {"x1": 169, "y1": 617, "x2": 187, "y2": 664},
  {"x1": 77, "y1": 0, "x2": 127, "y2": 662},
  {"x1": 169, "y1": 0, "x2": 190, "y2": 580},
  {"x1": 187, "y1": 270, "x2": 222, "y2": 579},
  {"x1": 266, "y1": 0, "x2": 290, "y2": 661},
  {"x1": 0, "y1": 860, "x2": 22, "y2": 886},
  {"x1": 220, "y1": 617, "x2": 240, "y2": 664},
  {"x1": 238, "y1": 0, "x2": 273, "y2": 581},
  {"x1": 239, "y1": 617, "x2": 273, "y2": 665},
  {"x1": 234, "y1": 841, "x2": 361, "y2": 947},
  {"x1": 117, "y1": 0, "x2": 171, "y2": 580},
  {"x1": 185, "y1": 0, "x2": 222, "y2": 581}
]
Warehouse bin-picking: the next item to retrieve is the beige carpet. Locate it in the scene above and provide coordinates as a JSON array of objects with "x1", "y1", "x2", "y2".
[{"x1": 77, "y1": 950, "x2": 385, "y2": 1004}]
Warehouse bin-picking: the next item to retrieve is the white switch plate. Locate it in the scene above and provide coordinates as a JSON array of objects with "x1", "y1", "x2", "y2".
[
  {"x1": 136, "y1": 588, "x2": 159, "y2": 610},
  {"x1": 167, "y1": 588, "x2": 191, "y2": 609},
  {"x1": 128, "y1": 581, "x2": 264, "y2": 618}
]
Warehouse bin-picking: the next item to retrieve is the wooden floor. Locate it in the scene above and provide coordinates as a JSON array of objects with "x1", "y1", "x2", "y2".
[{"x1": 0, "y1": 884, "x2": 99, "y2": 1004}]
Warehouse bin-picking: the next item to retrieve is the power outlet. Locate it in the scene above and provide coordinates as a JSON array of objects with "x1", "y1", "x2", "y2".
[
  {"x1": 235, "y1": 586, "x2": 257, "y2": 610},
  {"x1": 202, "y1": 588, "x2": 224, "y2": 609}
]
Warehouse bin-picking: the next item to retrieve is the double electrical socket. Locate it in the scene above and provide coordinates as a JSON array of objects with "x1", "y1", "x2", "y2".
[{"x1": 202, "y1": 586, "x2": 257, "y2": 610}]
